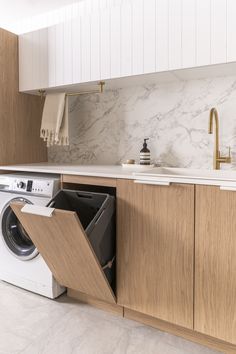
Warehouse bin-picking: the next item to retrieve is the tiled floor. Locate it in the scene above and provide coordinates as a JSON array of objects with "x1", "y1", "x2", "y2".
[{"x1": 0, "y1": 281, "x2": 221, "y2": 354}]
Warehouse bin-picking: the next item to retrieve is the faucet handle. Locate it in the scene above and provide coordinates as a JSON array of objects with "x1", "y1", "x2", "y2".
[{"x1": 225, "y1": 146, "x2": 232, "y2": 164}]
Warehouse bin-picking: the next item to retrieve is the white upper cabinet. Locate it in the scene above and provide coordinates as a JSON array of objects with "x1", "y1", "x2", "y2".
[
  {"x1": 169, "y1": 0, "x2": 182, "y2": 70},
  {"x1": 196, "y1": 0, "x2": 211, "y2": 67},
  {"x1": 143, "y1": 0, "x2": 156, "y2": 74},
  {"x1": 19, "y1": 29, "x2": 48, "y2": 91},
  {"x1": 227, "y1": 0, "x2": 236, "y2": 62},
  {"x1": 120, "y1": 1, "x2": 132, "y2": 77},
  {"x1": 110, "y1": 5, "x2": 121, "y2": 78},
  {"x1": 211, "y1": 0, "x2": 227, "y2": 64},
  {"x1": 54, "y1": 23, "x2": 64, "y2": 86},
  {"x1": 19, "y1": 0, "x2": 236, "y2": 92},
  {"x1": 156, "y1": 0, "x2": 169, "y2": 72},
  {"x1": 100, "y1": 7, "x2": 111, "y2": 80},
  {"x1": 71, "y1": 17, "x2": 81, "y2": 85},
  {"x1": 81, "y1": 16, "x2": 91, "y2": 82},
  {"x1": 182, "y1": 0, "x2": 196, "y2": 68},
  {"x1": 47, "y1": 26, "x2": 56, "y2": 87},
  {"x1": 90, "y1": 11, "x2": 100, "y2": 81},
  {"x1": 132, "y1": 0, "x2": 143, "y2": 76}
]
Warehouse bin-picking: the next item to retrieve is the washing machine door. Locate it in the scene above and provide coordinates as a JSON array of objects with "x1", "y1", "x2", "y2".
[{"x1": 1, "y1": 197, "x2": 39, "y2": 261}]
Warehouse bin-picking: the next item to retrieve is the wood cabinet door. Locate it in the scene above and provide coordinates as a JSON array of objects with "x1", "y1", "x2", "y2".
[
  {"x1": 117, "y1": 180, "x2": 194, "y2": 329},
  {"x1": 195, "y1": 185, "x2": 236, "y2": 344},
  {"x1": 11, "y1": 202, "x2": 116, "y2": 304}
]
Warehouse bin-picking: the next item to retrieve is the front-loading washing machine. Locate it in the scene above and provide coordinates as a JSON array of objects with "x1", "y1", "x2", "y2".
[{"x1": 0, "y1": 173, "x2": 65, "y2": 298}]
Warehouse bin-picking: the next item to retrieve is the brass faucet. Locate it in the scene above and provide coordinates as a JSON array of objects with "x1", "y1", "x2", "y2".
[{"x1": 208, "y1": 108, "x2": 231, "y2": 170}]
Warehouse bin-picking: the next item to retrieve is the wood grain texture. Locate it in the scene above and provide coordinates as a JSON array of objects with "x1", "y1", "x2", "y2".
[
  {"x1": 117, "y1": 180, "x2": 194, "y2": 329},
  {"x1": 195, "y1": 185, "x2": 236, "y2": 344},
  {"x1": 67, "y1": 289, "x2": 123, "y2": 316},
  {"x1": 0, "y1": 28, "x2": 47, "y2": 165},
  {"x1": 62, "y1": 175, "x2": 117, "y2": 187},
  {"x1": 125, "y1": 308, "x2": 236, "y2": 354},
  {"x1": 11, "y1": 202, "x2": 116, "y2": 304}
]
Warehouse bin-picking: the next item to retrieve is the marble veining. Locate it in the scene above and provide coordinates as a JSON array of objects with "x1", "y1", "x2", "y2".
[
  {"x1": 0, "y1": 281, "x2": 220, "y2": 354},
  {"x1": 48, "y1": 75, "x2": 236, "y2": 169}
]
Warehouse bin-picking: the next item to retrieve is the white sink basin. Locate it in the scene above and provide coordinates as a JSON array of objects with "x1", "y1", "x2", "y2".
[{"x1": 134, "y1": 167, "x2": 236, "y2": 182}]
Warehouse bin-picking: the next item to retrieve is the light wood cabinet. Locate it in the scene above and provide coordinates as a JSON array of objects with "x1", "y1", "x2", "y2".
[
  {"x1": 0, "y1": 28, "x2": 47, "y2": 164},
  {"x1": 117, "y1": 180, "x2": 195, "y2": 329},
  {"x1": 195, "y1": 185, "x2": 236, "y2": 344},
  {"x1": 9, "y1": 175, "x2": 236, "y2": 349}
]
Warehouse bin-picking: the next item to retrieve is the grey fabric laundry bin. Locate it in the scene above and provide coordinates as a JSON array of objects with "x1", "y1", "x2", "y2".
[{"x1": 47, "y1": 189, "x2": 116, "y2": 287}]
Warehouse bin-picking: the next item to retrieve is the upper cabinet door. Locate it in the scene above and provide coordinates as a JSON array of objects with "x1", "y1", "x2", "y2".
[
  {"x1": 182, "y1": 0, "x2": 196, "y2": 68},
  {"x1": 227, "y1": 0, "x2": 236, "y2": 63},
  {"x1": 120, "y1": 1, "x2": 132, "y2": 77},
  {"x1": 156, "y1": 0, "x2": 169, "y2": 72},
  {"x1": 63, "y1": 20, "x2": 73, "y2": 85},
  {"x1": 91, "y1": 11, "x2": 100, "y2": 81},
  {"x1": 169, "y1": 0, "x2": 182, "y2": 70},
  {"x1": 19, "y1": 29, "x2": 48, "y2": 91},
  {"x1": 48, "y1": 26, "x2": 56, "y2": 88},
  {"x1": 195, "y1": 186, "x2": 236, "y2": 344},
  {"x1": 110, "y1": 5, "x2": 121, "y2": 78},
  {"x1": 54, "y1": 23, "x2": 65, "y2": 87},
  {"x1": 81, "y1": 15, "x2": 91, "y2": 82},
  {"x1": 211, "y1": 0, "x2": 227, "y2": 64},
  {"x1": 132, "y1": 0, "x2": 143, "y2": 76},
  {"x1": 72, "y1": 17, "x2": 81, "y2": 85},
  {"x1": 19, "y1": 32, "x2": 33, "y2": 92},
  {"x1": 196, "y1": 0, "x2": 211, "y2": 67},
  {"x1": 143, "y1": 0, "x2": 156, "y2": 74},
  {"x1": 100, "y1": 7, "x2": 111, "y2": 80}
]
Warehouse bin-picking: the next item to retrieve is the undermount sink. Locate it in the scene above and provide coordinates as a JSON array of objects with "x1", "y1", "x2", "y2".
[{"x1": 134, "y1": 167, "x2": 236, "y2": 181}]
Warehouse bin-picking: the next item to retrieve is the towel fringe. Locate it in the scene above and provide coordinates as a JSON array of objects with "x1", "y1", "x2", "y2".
[{"x1": 40, "y1": 128, "x2": 69, "y2": 147}]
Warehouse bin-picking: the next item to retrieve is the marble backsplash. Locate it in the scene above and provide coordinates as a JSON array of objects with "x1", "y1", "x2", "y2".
[{"x1": 48, "y1": 75, "x2": 236, "y2": 169}]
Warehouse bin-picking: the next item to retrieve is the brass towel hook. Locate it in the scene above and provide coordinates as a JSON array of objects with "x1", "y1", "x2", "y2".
[
  {"x1": 38, "y1": 89, "x2": 46, "y2": 100},
  {"x1": 38, "y1": 81, "x2": 105, "y2": 98}
]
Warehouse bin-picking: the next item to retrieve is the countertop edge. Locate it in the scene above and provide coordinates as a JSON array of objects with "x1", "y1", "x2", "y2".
[
  {"x1": 0, "y1": 166, "x2": 136, "y2": 180},
  {"x1": 1, "y1": 165, "x2": 236, "y2": 187}
]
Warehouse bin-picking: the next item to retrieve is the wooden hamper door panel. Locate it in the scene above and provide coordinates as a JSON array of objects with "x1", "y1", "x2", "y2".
[
  {"x1": 117, "y1": 180, "x2": 194, "y2": 329},
  {"x1": 10, "y1": 202, "x2": 116, "y2": 304},
  {"x1": 195, "y1": 185, "x2": 236, "y2": 344}
]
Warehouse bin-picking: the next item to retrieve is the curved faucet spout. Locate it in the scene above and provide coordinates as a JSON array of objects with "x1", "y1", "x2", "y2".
[{"x1": 208, "y1": 108, "x2": 231, "y2": 170}]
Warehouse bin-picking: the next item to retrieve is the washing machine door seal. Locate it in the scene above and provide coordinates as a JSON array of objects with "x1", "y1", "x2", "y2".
[{"x1": 1, "y1": 197, "x2": 39, "y2": 261}]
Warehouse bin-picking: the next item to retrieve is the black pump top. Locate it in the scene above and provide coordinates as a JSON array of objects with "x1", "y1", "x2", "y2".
[{"x1": 140, "y1": 138, "x2": 150, "y2": 152}]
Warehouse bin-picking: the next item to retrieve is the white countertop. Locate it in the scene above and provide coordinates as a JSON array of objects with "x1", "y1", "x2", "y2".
[
  {"x1": 1, "y1": 163, "x2": 236, "y2": 188},
  {"x1": 0, "y1": 163, "x2": 142, "y2": 179}
]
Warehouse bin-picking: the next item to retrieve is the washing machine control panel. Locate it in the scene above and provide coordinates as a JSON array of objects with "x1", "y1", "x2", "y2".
[
  {"x1": 10, "y1": 178, "x2": 57, "y2": 197},
  {"x1": 0, "y1": 175, "x2": 60, "y2": 198}
]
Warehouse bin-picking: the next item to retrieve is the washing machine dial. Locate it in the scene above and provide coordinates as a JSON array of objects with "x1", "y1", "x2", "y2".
[{"x1": 17, "y1": 181, "x2": 25, "y2": 189}]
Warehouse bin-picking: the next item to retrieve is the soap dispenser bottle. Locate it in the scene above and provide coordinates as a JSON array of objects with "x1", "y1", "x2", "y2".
[{"x1": 140, "y1": 138, "x2": 150, "y2": 165}]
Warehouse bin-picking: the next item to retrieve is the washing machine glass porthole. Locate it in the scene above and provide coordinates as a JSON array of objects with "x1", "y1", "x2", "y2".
[{"x1": 1, "y1": 198, "x2": 39, "y2": 261}]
